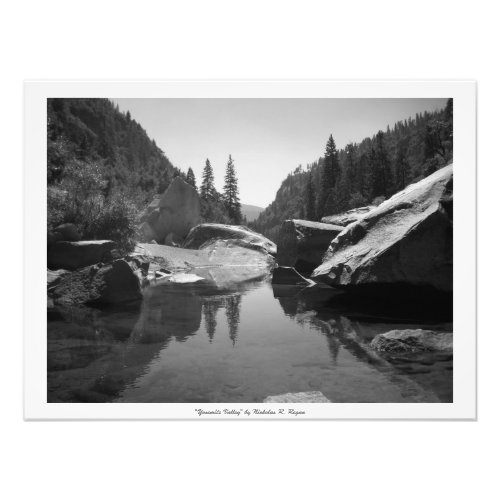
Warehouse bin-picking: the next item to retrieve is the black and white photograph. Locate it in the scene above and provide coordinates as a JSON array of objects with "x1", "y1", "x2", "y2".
[
  {"x1": 22, "y1": 80, "x2": 476, "y2": 420},
  {"x1": 42, "y1": 92, "x2": 458, "y2": 407}
]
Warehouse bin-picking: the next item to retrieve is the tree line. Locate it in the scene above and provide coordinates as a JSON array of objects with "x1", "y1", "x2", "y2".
[
  {"x1": 185, "y1": 156, "x2": 243, "y2": 225},
  {"x1": 251, "y1": 99, "x2": 453, "y2": 241}
]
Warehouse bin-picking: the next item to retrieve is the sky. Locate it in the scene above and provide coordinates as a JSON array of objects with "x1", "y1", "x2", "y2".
[{"x1": 113, "y1": 98, "x2": 448, "y2": 208}]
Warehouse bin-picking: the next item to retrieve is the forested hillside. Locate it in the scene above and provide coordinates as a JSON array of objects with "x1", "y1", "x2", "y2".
[
  {"x1": 47, "y1": 98, "x2": 183, "y2": 202},
  {"x1": 251, "y1": 99, "x2": 453, "y2": 241},
  {"x1": 47, "y1": 99, "x2": 246, "y2": 248}
]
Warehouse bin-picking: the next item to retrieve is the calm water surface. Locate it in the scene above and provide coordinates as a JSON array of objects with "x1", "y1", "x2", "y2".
[{"x1": 47, "y1": 274, "x2": 452, "y2": 403}]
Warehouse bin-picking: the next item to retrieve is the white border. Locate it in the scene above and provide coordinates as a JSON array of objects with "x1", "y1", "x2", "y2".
[{"x1": 24, "y1": 81, "x2": 476, "y2": 420}]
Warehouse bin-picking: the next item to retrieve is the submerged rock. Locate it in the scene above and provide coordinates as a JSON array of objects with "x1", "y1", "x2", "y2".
[
  {"x1": 263, "y1": 391, "x2": 331, "y2": 403},
  {"x1": 277, "y1": 219, "x2": 343, "y2": 273},
  {"x1": 48, "y1": 240, "x2": 116, "y2": 270},
  {"x1": 184, "y1": 223, "x2": 277, "y2": 256},
  {"x1": 370, "y1": 329, "x2": 453, "y2": 353},
  {"x1": 312, "y1": 164, "x2": 453, "y2": 293},
  {"x1": 271, "y1": 266, "x2": 314, "y2": 286},
  {"x1": 321, "y1": 206, "x2": 375, "y2": 226},
  {"x1": 139, "y1": 177, "x2": 201, "y2": 243},
  {"x1": 50, "y1": 258, "x2": 147, "y2": 306}
]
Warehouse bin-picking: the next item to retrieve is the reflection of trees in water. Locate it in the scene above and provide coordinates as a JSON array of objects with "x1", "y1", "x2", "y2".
[
  {"x1": 202, "y1": 294, "x2": 243, "y2": 345},
  {"x1": 225, "y1": 295, "x2": 242, "y2": 346},
  {"x1": 202, "y1": 297, "x2": 225, "y2": 343},
  {"x1": 203, "y1": 302, "x2": 217, "y2": 342}
]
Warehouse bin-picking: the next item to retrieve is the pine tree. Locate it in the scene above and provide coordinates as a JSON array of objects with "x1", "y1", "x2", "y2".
[
  {"x1": 186, "y1": 167, "x2": 197, "y2": 189},
  {"x1": 200, "y1": 159, "x2": 215, "y2": 200},
  {"x1": 318, "y1": 134, "x2": 340, "y2": 217},
  {"x1": 223, "y1": 154, "x2": 242, "y2": 224},
  {"x1": 305, "y1": 172, "x2": 316, "y2": 220}
]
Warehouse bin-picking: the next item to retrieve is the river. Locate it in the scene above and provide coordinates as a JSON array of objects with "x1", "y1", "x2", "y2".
[{"x1": 47, "y1": 274, "x2": 452, "y2": 403}]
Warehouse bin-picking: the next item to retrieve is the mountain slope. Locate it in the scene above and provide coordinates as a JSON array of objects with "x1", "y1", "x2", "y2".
[
  {"x1": 251, "y1": 101, "x2": 453, "y2": 241},
  {"x1": 47, "y1": 98, "x2": 183, "y2": 204}
]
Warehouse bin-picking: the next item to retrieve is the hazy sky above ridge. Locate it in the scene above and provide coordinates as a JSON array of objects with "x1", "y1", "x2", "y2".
[{"x1": 113, "y1": 98, "x2": 448, "y2": 207}]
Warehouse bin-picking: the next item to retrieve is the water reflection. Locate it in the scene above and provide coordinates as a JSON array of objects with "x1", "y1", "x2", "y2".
[
  {"x1": 225, "y1": 295, "x2": 242, "y2": 346},
  {"x1": 272, "y1": 283, "x2": 453, "y2": 402},
  {"x1": 47, "y1": 275, "x2": 452, "y2": 403}
]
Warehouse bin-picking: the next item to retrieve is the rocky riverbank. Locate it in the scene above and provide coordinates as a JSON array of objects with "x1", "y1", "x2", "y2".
[{"x1": 48, "y1": 222, "x2": 277, "y2": 307}]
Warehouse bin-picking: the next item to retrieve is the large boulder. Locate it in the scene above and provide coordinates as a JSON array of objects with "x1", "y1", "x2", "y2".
[
  {"x1": 321, "y1": 206, "x2": 375, "y2": 226},
  {"x1": 48, "y1": 240, "x2": 116, "y2": 270},
  {"x1": 370, "y1": 329, "x2": 453, "y2": 353},
  {"x1": 276, "y1": 219, "x2": 343, "y2": 273},
  {"x1": 50, "y1": 258, "x2": 147, "y2": 306},
  {"x1": 184, "y1": 223, "x2": 277, "y2": 256},
  {"x1": 312, "y1": 165, "x2": 453, "y2": 293},
  {"x1": 139, "y1": 177, "x2": 201, "y2": 243}
]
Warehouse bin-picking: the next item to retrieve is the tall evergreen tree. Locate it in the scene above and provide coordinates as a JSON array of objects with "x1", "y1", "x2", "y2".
[
  {"x1": 223, "y1": 155, "x2": 242, "y2": 224},
  {"x1": 305, "y1": 172, "x2": 316, "y2": 220},
  {"x1": 200, "y1": 159, "x2": 215, "y2": 200},
  {"x1": 318, "y1": 134, "x2": 340, "y2": 217}
]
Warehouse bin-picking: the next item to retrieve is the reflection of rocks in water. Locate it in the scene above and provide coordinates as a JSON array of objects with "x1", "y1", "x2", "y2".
[
  {"x1": 131, "y1": 283, "x2": 202, "y2": 344},
  {"x1": 272, "y1": 284, "x2": 451, "y2": 402},
  {"x1": 274, "y1": 285, "x2": 341, "y2": 362},
  {"x1": 225, "y1": 295, "x2": 242, "y2": 346},
  {"x1": 193, "y1": 266, "x2": 269, "y2": 293},
  {"x1": 48, "y1": 344, "x2": 112, "y2": 371}
]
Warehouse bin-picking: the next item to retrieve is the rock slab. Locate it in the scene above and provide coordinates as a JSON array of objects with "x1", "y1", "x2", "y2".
[
  {"x1": 321, "y1": 206, "x2": 375, "y2": 227},
  {"x1": 312, "y1": 164, "x2": 453, "y2": 293},
  {"x1": 277, "y1": 219, "x2": 343, "y2": 273},
  {"x1": 184, "y1": 223, "x2": 277, "y2": 256},
  {"x1": 53, "y1": 223, "x2": 81, "y2": 242},
  {"x1": 48, "y1": 240, "x2": 116, "y2": 270}
]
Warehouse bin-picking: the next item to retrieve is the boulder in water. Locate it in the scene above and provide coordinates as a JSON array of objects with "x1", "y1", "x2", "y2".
[
  {"x1": 50, "y1": 258, "x2": 147, "y2": 306},
  {"x1": 184, "y1": 223, "x2": 276, "y2": 256},
  {"x1": 370, "y1": 329, "x2": 453, "y2": 353},
  {"x1": 277, "y1": 219, "x2": 343, "y2": 273},
  {"x1": 312, "y1": 165, "x2": 453, "y2": 293}
]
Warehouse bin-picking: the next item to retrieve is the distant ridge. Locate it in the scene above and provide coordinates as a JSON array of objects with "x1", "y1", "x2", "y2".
[{"x1": 241, "y1": 204, "x2": 264, "y2": 222}]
